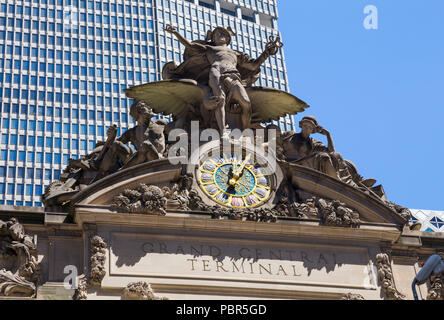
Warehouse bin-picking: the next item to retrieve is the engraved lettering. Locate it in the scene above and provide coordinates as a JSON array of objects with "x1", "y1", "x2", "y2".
[
  {"x1": 191, "y1": 245, "x2": 203, "y2": 256},
  {"x1": 239, "y1": 248, "x2": 251, "y2": 259},
  {"x1": 187, "y1": 259, "x2": 198, "y2": 271},
  {"x1": 259, "y1": 263, "x2": 272, "y2": 275},
  {"x1": 301, "y1": 251, "x2": 312, "y2": 263},
  {"x1": 232, "y1": 261, "x2": 245, "y2": 273},
  {"x1": 141, "y1": 242, "x2": 154, "y2": 253},
  {"x1": 202, "y1": 260, "x2": 211, "y2": 272},
  {"x1": 249, "y1": 262, "x2": 254, "y2": 274},
  {"x1": 318, "y1": 253, "x2": 328, "y2": 266},
  {"x1": 255, "y1": 248, "x2": 262, "y2": 260},
  {"x1": 216, "y1": 261, "x2": 229, "y2": 273},
  {"x1": 159, "y1": 242, "x2": 168, "y2": 254},
  {"x1": 276, "y1": 265, "x2": 288, "y2": 276},
  {"x1": 210, "y1": 245, "x2": 221, "y2": 259},
  {"x1": 333, "y1": 253, "x2": 337, "y2": 265},
  {"x1": 285, "y1": 250, "x2": 295, "y2": 261},
  {"x1": 270, "y1": 250, "x2": 282, "y2": 260},
  {"x1": 292, "y1": 265, "x2": 302, "y2": 277},
  {"x1": 176, "y1": 246, "x2": 185, "y2": 255}
]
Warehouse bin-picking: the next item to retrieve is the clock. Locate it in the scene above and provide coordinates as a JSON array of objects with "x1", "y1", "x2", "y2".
[{"x1": 197, "y1": 150, "x2": 273, "y2": 209}]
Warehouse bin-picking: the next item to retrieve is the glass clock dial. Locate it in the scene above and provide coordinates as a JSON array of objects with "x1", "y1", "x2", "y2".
[{"x1": 198, "y1": 152, "x2": 272, "y2": 208}]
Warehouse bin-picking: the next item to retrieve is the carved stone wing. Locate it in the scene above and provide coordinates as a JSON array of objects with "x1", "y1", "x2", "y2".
[
  {"x1": 247, "y1": 87, "x2": 310, "y2": 124},
  {"x1": 124, "y1": 80, "x2": 205, "y2": 118}
]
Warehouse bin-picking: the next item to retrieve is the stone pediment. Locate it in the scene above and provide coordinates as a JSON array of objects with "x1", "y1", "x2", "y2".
[
  {"x1": 284, "y1": 162, "x2": 407, "y2": 226},
  {"x1": 71, "y1": 158, "x2": 185, "y2": 208},
  {"x1": 69, "y1": 156, "x2": 408, "y2": 229}
]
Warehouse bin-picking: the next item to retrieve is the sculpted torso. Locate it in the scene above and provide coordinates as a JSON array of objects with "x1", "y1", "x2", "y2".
[
  {"x1": 206, "y1": 45, "x2": 238, "y2": 74},
  {"x1": 283, "y1": 134, "x2": 312, "y2": 161},
  {"x1": 124, "y1": 122, "x2": 165, "y2": 153}
]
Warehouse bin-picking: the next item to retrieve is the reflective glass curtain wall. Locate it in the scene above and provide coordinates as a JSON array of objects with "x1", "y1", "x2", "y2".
[{"x1": 0, "y1": 0, "x2": 291, "y2": 206}]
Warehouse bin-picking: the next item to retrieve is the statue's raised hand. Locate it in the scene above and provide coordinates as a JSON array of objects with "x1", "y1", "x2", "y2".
[
  {"x1": 265, "y1": 35, "x2": 283, "y2": 56},
  {"x1": 107, "y1": 125, "x2": 118, "y2": 140},
  {"x1": 164, "y1": 24, "x2": 177, "y2": 34},
  {"x1": 317, "y1": 126, "x2": 330, "y2": 136}
]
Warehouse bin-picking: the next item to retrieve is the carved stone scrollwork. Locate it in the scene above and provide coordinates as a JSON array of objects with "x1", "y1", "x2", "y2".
[
  {"x1": 112, "y1": 184, "x2": 167, "y2": 215},
  {"x1": 427, "y1": 274, "x2": 443, "y2": 300},
  {"x1": 0, "y1": 218, "x2": 39, "y2": 297},
  {"x1": 317, "y1": 198, "x2": 361, "y2": 228},
  {"x1": 375, "y1": 253, "x2": 406, "y2": 300},
  {"x1": 121, "y1": 282, "x2": 168, "y2": 300},
  {"x1": 341, "y1": 293, "x2": 365, "y2": 300}
]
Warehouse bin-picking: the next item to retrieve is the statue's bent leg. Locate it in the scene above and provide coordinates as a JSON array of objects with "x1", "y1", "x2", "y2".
[
  {"x1": 100, "y1": 141, "x2": 132, "y2": 173},
  {"x1": 231, "y1": 83, "x2": 252, "y2": 130},
  {"x1": 316, "y1": 153, "x2": 341, "y2": 180},
  {"x1": 123, "y1": 141, "x2": 161, "y2": 169}
]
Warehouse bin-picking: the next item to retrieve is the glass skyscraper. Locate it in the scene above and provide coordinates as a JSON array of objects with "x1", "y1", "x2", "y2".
[{"x1": 0, "y1": 0, "x2": 292, "y2": 207}]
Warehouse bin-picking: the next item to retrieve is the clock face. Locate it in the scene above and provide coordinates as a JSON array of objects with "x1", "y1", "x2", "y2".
[{"x1": 197, "y1": 151, "x2": 273, "y2": 208}]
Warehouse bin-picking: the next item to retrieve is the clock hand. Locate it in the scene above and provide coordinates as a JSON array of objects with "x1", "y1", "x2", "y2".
[
  {"x1": 230, "y1": 154, "x2": 252, "y2": 186},
  {"x1": 235, "y1": 154, "x2": 251, "y2": 177}
]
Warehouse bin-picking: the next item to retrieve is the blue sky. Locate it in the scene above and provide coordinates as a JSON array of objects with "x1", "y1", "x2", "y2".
[{"x1": 277, "y1": 0, "x2": 444, "y2": 210}]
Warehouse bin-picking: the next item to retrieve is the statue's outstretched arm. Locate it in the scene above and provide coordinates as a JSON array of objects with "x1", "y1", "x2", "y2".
[
  {"x1": 240, "y1": 35, "x2": 283, "y2": 71},
  {"x1": 164, "y1": 24, "x2": 206, "y2": 52}
]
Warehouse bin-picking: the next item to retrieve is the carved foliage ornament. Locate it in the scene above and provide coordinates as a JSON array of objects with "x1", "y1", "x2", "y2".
[
  {"x1": 341, "y1": 293, "x2": 365, "y2": 300},
  {"x1": 121, "y1": 282, "x2": 168, "y2": 300},
  {"x1": 72, "y1": 275, "x2": 88, "y2": 301},
  {"x1": 110, "y1": 178, "x2": 362, "y2": 228},
  {"x1": 112, "y1": 184, "x2": 167, "y2": 215},
  {"x1": 427, "y1": 274, "x2": 443, "y2": 300},
  {"x1": 0, "y1": 218, "x2": 39, "y2": 297},
  {"x1": 317, "y1": 198, "x2": 361, "y2": 228},
  {"x1": 386, "y1": 202, "x2": 412, "y2": 223},
  {"x1": 72, "y1": 235, "x2": 107, "y2": 300},
  {"x1": 375, "y1": 253, "x2": 406, "y2": 300},
  {"x1": 89, "y1": 236, "x2": 107, "y2": 286}
]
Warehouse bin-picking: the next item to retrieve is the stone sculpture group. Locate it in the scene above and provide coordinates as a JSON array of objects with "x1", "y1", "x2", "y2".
[
  {"x1": 1, "y1": 24, "x2": 441, "y2": 301},
  {"x1": 42, "y1": 25, "x2": 411, "y2": 226}
]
